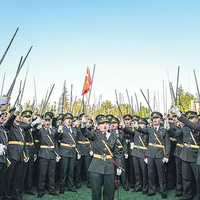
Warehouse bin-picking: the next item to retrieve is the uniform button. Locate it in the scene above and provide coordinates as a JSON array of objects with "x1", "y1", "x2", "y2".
[{"x1": 105, "y1": 148, "x2": 107, "y2": 150}]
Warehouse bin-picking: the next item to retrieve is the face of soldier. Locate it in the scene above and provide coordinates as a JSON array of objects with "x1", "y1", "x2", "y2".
[
  {"x1": 139, "y1": 123, "x2": 146, "y2": 128},
  {"x1": 14, "y1": 115, "x2": 21, "y2": 124},
  {"x1": 98, "y1": 122, "x2": 109, "y2": 132},
  {"x1": 152, "y1": 117, "x2": 161, "y2": 126},
  {"x1": 110, "y1": 122, "x2": 118, "y2": 130},
  {"x1": 22, "y1": 116, "x2": 32, "y2": 123},
  {"x1": 0, "y1": 103, "x2": 9, "y2": 112},
  {"x1": 64, "y1": 118, "x2": 72, "y2": 126},
  {"x1": 44, "y1": 119, "x2": 51, "y2": 128},
  {"x1": 189, "y1": 117, "x2": 198, "y2": 123},
  {"x1": 0, "y1": 115, "x2": 4, "y2": 124},
  {"x1": 173, "y1": 116, "x2": 178, "y2": 123},
  {"x1": 125, "y1": 119, "x2": 131, "y2": 126}
]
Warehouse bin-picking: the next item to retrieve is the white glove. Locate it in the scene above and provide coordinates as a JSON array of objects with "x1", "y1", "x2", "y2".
[
  {"x1": 24, "y1": 157, "x2": 29, "y2": 163},
  {"x1": 121, "y1": 121, "x2": 125, "y2": 129},
  {"x1": 81, "y1": 116, "x2": 88, "y2": 128},
  {"x1": 130, "y1": 143, "x2": 134, "y2": 150},
  {"x1": 14, "y1": 105, "x2": 21, "y2": 115},
  {"x1": 56, "y1": 156, "x2": 61, "y2": 162},
  {"x1": 0, "y1": 144, "x2": 5, "y2": 155},
  {"x1": 41, "y1": 120, "x2": 45, "y2": 125},
  {"x1": 134, "y1": 121, "x2": 139, "y2": 129},
  {"x1": 74, "y1": 120, "x2": 80, "y2": 127},
  {"x1": 31, "y1": 118, "x2": 41, "y2": 127},
  {"x1": 162, "y1": 157, "x2": 169, "y2": 163},
  {"x1": 116, "y1": 168, "x2": 122, "y2": 176},
  {"x1": 124, "y1": 153, "x2": 128, "y2": 159},
  {"x1": 172, "y1": 106, "x2": 181, "y2": 118},
  {"x1": 77, "y1": 154, "x2": 81, "y2": 160},
  {"x1": 34, "y1": 154, "x2": 37, "y2": 162},
  {"x1": 144, "y1": 157, "x2": 148, "y2": 164},
  {"x1": 166, "y1": 122, "x2": 170, "y2": 131},
  {"x1": 57, "y1": 125, "x2": 63, "y2": 133},
  {"x1": 89, "y1": 151, "x2": 93, "y2": 156}
]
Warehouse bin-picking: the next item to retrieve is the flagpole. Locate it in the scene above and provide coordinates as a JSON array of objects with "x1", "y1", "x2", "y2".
[{"x1": 86, "y1": 64, "x2": 96, "y2": 113}]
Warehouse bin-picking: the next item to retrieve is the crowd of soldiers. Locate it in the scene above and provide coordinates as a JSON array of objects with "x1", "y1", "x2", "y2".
[{"x1": 1, "y1": 94, "x2": 200, "y2": 200}]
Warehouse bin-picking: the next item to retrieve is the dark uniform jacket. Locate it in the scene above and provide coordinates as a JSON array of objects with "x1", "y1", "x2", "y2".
[
  {"x1": 124, "y1": 126, "x2": 148, "y2": 158},
  {"x1": 58, "y1": 125, "x2": 77, "y2": 158},
  {"x1": 20, "y1": 122, "x2": 36, "y2": 159},
  {"x1": 168, "y1": 123, "x2": 183, "y2": 158},
  {"x1": 7, "y1": 115, "x2": 30, "y2": 162},
  {"x1": 0, "y1": 126, "x2": 9, "y2": 164},
  {"x1": 177, "y1": 115, "x2": 200, "y2": 164},
  {"x1": 138, "y1": 126, "x2": 171, "y2": 159},
  {"x1": 81, "y1": 127, "x2": 122, "y2": 175},
  {"x1": 37, "y1": 126, "x2": 59, "y2": 159},
  {"x1": 76, "y1": 126, "x2": 91, "y2": 156}
]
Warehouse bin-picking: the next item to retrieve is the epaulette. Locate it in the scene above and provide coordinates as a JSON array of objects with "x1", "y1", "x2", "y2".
[{"x1": 176, "y1": 122, "x2": 181, "y2": 128}]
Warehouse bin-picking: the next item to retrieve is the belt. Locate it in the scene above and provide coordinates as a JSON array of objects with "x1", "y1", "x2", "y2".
[
  {"x1": 35, "y1": 140, "x2": 39, "y2": 143},
  {"x1": 78, "y1": 141, "x2": 90, "y2": 144},
  {"x1": 176, "y1": 143, "x2": 184, "y2": 148},
  {"x1": 93, "y1": 153, "x2": 112, "y2": 161},
  {"x1": 60, "y1": 143, "x2": 76, "y2": 147},
  {"x1": 40, "y1": 145, "x2": 54, "y2": 149},
  {"x1": 26, "y1": 142, "x2": 34, "y2": 146},
  {"x1": 170, "y1": 137, "x2": 177, "y2": 142},
  {"x1": 8, "y1": 141, "x2": 24, "y2": 145},
  {"x1": 149, "y1": 142, "x2": 165, "y2": 154},
  {"x1": 184, "y1": 143, "x2": 199, "y2": 149},
  {"x1": 133, "y1": 144, "x2": 147, "y2": 150}
]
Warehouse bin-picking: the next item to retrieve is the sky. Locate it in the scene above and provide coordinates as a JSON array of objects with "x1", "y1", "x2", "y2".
[{"x1": 0, "y1": 0, "x2": 200, "y2": 114}]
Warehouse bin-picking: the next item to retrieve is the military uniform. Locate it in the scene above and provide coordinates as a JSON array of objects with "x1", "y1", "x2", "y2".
[
  {"x1": 124, "y1": 118, "x2": 149, "y2": 194},
  {"x1": 4, "y1": 113, "x2": 30, "y2": 200},
  {"x1": 59, "y1": 113, "x2": 78, "y2": 193},
  {"x1": 176, "y1": 112, "x2": 200, "y2": 200},
  {"x1": 0, "y1": 112, "x2": 14, "y2": 200},
  {"x1": 75, "y1": 125, "x2": 92, "y2": 188},
  {"x1": 138, "y1": 112, "x2": 171, "y2": 198},
  {"x1": 37, "y1": 112, "x2": 59, "y2": 197},
  {"x1": 81, "y1": 116, "x2": 122, "y2": 200}
]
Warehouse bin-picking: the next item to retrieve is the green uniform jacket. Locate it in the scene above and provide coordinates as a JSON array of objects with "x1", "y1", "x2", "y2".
[
  {"x1": 138, "y1": 126, "x2": 171, "y2": 159},
  {"x1": 58, "y1": 125, "x2": 77, "y2": 158},
  {"x1": 37, "y1": 127, "x2": 59, "y2": 159},
  {"x1": 81, "y1": 127, "x2": 122, "y2": 175}
]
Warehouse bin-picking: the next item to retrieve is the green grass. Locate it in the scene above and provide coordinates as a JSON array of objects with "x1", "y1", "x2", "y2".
[{"x1": 24, "y1": 184, "x2": 177, "y2": 200}]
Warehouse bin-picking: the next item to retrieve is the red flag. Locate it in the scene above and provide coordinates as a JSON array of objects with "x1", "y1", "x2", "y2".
[{"x1": 82, "y1": 67, "x2": 92, "y2": 95}]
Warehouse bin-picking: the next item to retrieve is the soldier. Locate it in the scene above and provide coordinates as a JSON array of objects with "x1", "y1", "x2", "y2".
[
  {"x1": 136, "y1": 112, "x2": 170, "y2": 198},
  {"x1": 110, "y1": 116, "x2": 129, "y2": 191},
  {"x1": 168, "y1": 113, "x2": 183, "y2": 197},
  {"x1": 37, "y1": 112, "x2": 60, "y2": 198},
  {"x1": 172, "y1": 107, "x2": 200, "y2": 200},
  {"x1": 123, "y1": 114, "x2": 135, "y2": 189},
  {"x1": 20, "y1": 110, "x2": 40, "y2": 195},
  {"x1": 74, "y1": 114, "x2": 92, "y2": 189},
  {"x1": 58, "y1": 113, "x2": 80, "y2": 194},
  {"x1": 80, "y1": 115, "x2": 123, "y2": 200},
  {"x1": 123, "y1": 117, "x2": 149, "y2": 194}
]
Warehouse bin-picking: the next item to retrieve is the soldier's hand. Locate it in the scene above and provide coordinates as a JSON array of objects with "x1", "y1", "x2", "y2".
[
  {"x1": 162, "y1": 157, "x2": 169, "y2": 163},
  {"x1": 14, "y1": 105, "x2": 21, "y2": 115},
  {"x1": 77, "y1": 154, "x2": 81, "y2": 160},
  {"x1": 124, "y1": 153, "x2": 128, "y2": 159},
  {"x1": 34, "y1": 154, "x2": 37, "y2": 162},
  {"x1": 56, "y1": 156, "x2": 61, "y2": 162},
  {"x1": 120, "y1": 121, "x2": 125, "y2": 129},
  {"x1": 57, "y1": 125, "x2": 63, "y2": 133},
  {"x1": 31, "y1": 118, "x2": 41, "y2": 127},
  {"x1": 130, "y1": 143, "x2": 134, "y2": 150},
  {"x1": 24, "y1": 157, "x2": 29, "y2": 163},
  {"x1": 116, "y1": 168, "x2": 122, "y2": 176},
  {"x1": 0, "y1": 144, "x2": 5, "y2": 155},
  {"x1": 81, "y1": 116, "x2": 88, "y2": 128},
  {"x1": 89, "y1": 150, "x2": 93, "y2": 156},
  {"x1": 143, "y1": 157, "x2": 148, "y2": 164},
  {"x1": 172, "y1": 106, "x2": 181, "y2": 117},
  {"x1": 134, "y1": 121, "x2": 139, "y2": 129}
]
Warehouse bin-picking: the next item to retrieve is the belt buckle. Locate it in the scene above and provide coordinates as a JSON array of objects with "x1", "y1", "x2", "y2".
[
  {"x1": 19, "y1": 141, "x2": 22, "y2": 145},
  {"x1": 70, "y1": 144, "x2": 73, "y2": 147},
  {"x1": 101, "y1": 154, "x2": 107, "y2": 161},
  {"x1": 153, "y1": 143, "x2": 157, "y2": 147},
  {"x1": 136, "y1": 145, "x2": 140, "y2": 149},
  {"x1": 48, "y1": 146, "x2": 51, "y2": 149},
  {"x1": 29, "y1": 142, "x2": 32, "y2": 146},
  {"x1": 186, "y1": 144, "x2": 191, "y2": 148}
]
